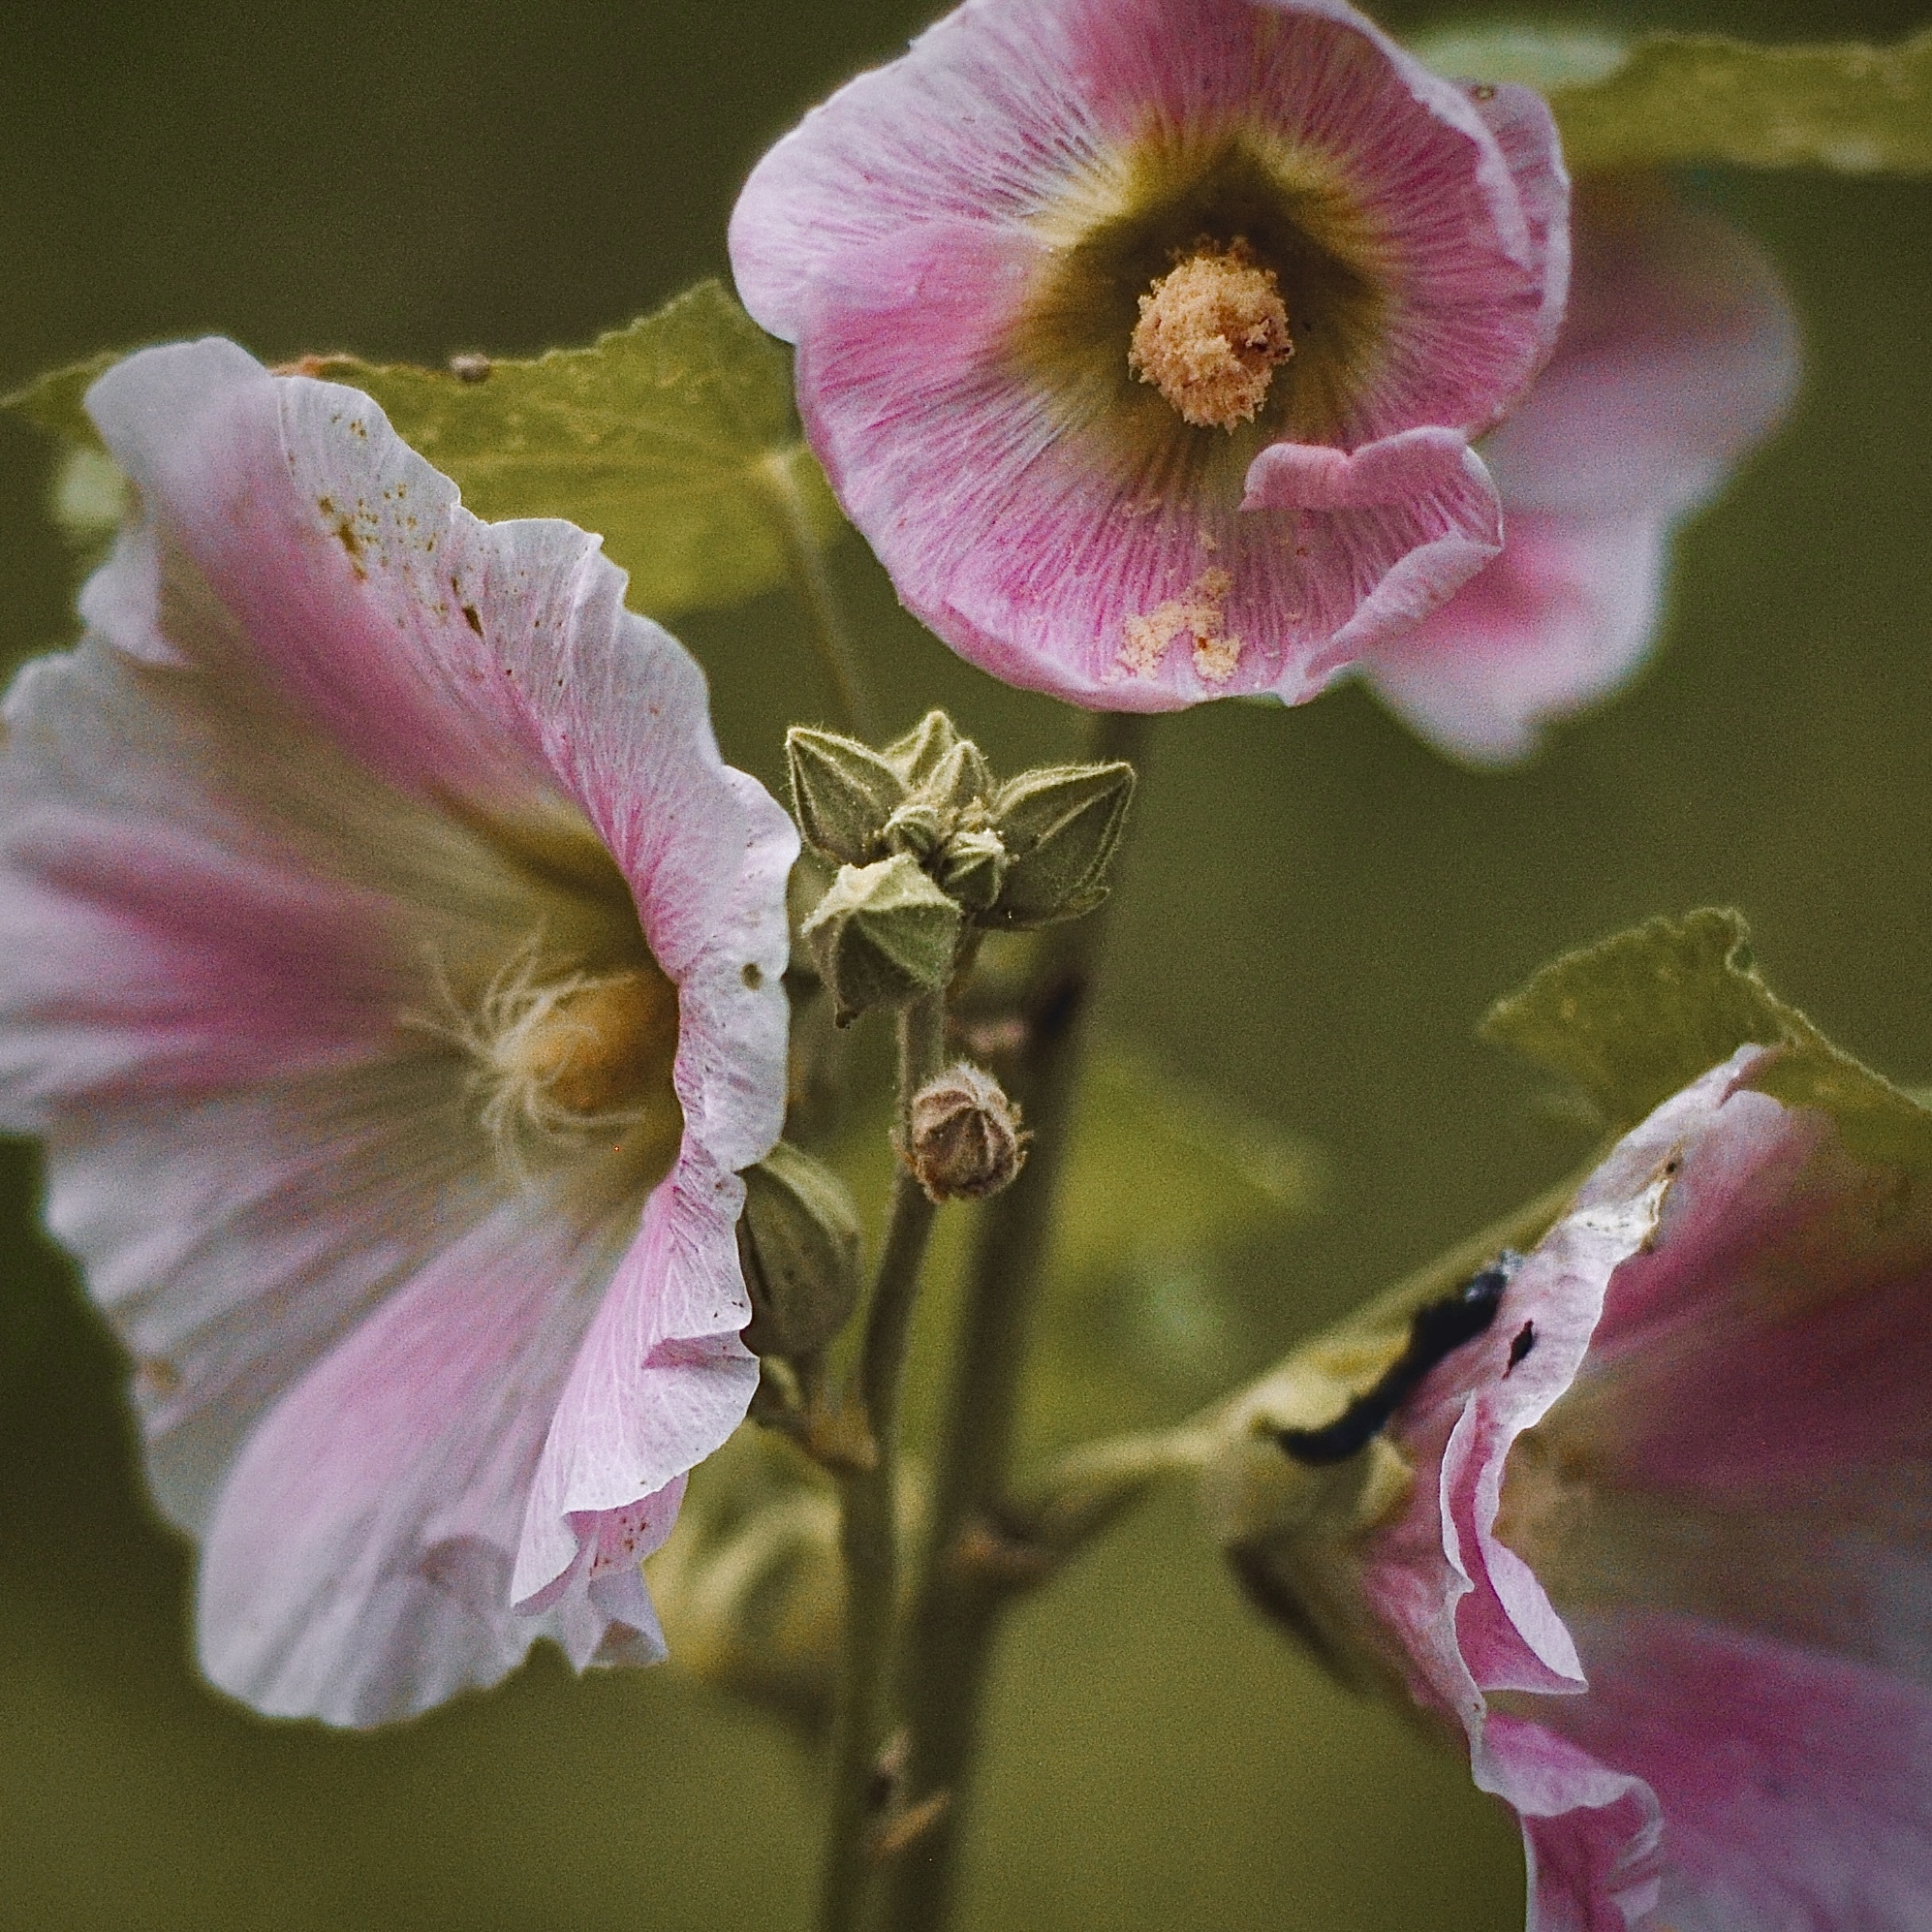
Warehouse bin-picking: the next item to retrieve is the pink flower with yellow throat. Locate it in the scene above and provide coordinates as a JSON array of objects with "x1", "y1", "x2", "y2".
[
  {"x1": 730, "y1": 0, "x2": 1569, "y2": 711},
  {"x1": 0, "y1": 340, "x2": 797, "y2": 1727}
]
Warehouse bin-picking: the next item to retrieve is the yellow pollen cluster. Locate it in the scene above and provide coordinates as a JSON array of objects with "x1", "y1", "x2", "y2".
[{"x1": 1128, "y1": 242, "x2": 1293, "y2": 430}]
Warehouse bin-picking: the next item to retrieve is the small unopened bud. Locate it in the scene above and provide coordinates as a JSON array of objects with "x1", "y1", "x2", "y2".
[
  {"x1": 881, "y1": 800, "x2": 947, "y2": 862},
  {"x1": 884, "y1": 709, "x2": 969, "y2": 788},
  {"x1": 801, "y1": 854, "x2": 963, "y2": 1024},
  {"x1": 907, "y1": 1062, "x2": 1027, "y2": 1201},
  {"x1": 919, "y1": 737, "x2": 994, "y2": 814},
  {"x1": 738, "y1": 1140, "x2": 864, "y2": 1361},
  {"x1": 936, "y1": 827, "x2": 1008, "y2": 914},
  {"x1": 788, "y1": 727, "x2": 910, "y2": 866},
  {"x1": 989, "y1": 762, "x2": 1136, "y2": 928}
]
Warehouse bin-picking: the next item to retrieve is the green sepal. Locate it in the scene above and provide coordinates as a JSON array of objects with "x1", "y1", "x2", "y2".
[
  {"x1": 1, "y1": 351, "x2": 121, "y2": 449},
  {"x1": 1483, "y1": 908, "x2": 1932, "y2": 1165},
  {"x1": 988, "y1": 763, "x2": 1136, "y2": 930},
  {"x1": 786, "y1": 726, "x2": 910, "y2": 867},
  {"x1": 1417, "y1": 23, "x2": 1932, "y2": 175},
  {"x1": 309, "y1": 280, "x2": 845, "y2": 620},
  {"x1": 799, "y1": 853, "x2": 963, "y2": 1024},
  {"x1": 918, "y1": 737, "x2": 994, "y2": 815},
  {"x1": 737, "y1": 1140, "x2": 865, "y2": 1363}
]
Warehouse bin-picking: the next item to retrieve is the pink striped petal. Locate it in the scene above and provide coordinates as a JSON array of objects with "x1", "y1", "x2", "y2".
[{"x1": 1357, "y1": 183, "x2": 1798, "y2": 763}]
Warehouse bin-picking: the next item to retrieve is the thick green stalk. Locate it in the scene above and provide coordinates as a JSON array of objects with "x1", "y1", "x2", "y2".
[
  {"x1": 882, "y1": 711, "x2": 1152, "y2": 1932},
  {"x1": 763, "y1": 448, "x2": 880, "y2": 742},
  {"x1": 818, "y1": 993, "x2": 948, "y2": 1932}
]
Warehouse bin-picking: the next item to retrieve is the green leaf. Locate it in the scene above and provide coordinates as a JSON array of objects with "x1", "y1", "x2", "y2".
[
  {"x1": 1, "y1": 352, "x2": 119, "y2": 449},
  {"x1": 1483, "y1": 908, "x2": 1932, "y2": 1165},
  {"x1": 1416, "y1": 24, "x2": 1932, "y2": 174},
  {"x1": 312, "y1": 280, "x2": 845, "y2": 620}
]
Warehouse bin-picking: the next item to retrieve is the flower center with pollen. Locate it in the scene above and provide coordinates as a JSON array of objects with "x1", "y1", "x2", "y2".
[
  {"x1": 467, "y1": 954, "x2": 684, "y2": 1187},
  {"x1": 1127, "y1": 240, "x2": 1293, "y2": 430},
  {"x1": 497, "y1": 967, "x2": 676, "y2": 1118}
]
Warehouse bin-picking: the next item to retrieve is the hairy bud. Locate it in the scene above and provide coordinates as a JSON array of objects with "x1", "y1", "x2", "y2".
[
  {"x1": 800, "y1": 854, "x2": 963, "y2": 1023},
  {"x1": 738, "y1": 1140, "x2": 865, "y2": 1362},
  {"x1": 883, "y1": 709, "x2": 970, "y2": 788},
  {"x1": 907, "y1": 1061, "x2": 1027, "y2": 1201},
  {"x1": 787, "y1": 727, "x2": 909, "y2": 866},
  {"x1": 989, "y1": 762, "x2": 1136, "y2": 928},
  {"x1": 936, "y1": 826, "x2": 1009, "y2": 914},
  {"x1": 881, "y1": 800, "x2": 947, "y2": 862}
]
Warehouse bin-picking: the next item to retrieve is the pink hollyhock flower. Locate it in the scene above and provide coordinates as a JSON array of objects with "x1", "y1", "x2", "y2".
[
  {"x1": 0, "y1": 340, "x2": 798, "y2": 1727},
  {"x1": 729, "y1": 0, "x2": 1569, "y2": 711},
  {"x1": 1215, "y1": 1044, "x2": 1932, "y2": 1929},
  {"x1": 1356, "y1": 177, "x2": 1801, "y2": 763}
]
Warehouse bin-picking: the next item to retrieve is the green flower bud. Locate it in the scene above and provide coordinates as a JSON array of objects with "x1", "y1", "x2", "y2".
[
  {"x1": 989, "y1": 762, "x2": 1136, "y2": 928},
  {"x1": 935, "y1": 826, "x2": 1009, "y2": 915},
  {"x1": 737, "y1": 1139, "x2": 865, "y2": 1362},
  {"x1": 787, "y1": 726, "x2": 909, "y2": 866},
  {"x1": 800, "y1": 853, "x2": 963, "y2": 1023},
  {"x1": 907, "y1": 1061, "x2": 1027, "y2": 1201},
  {"x1": 881, "y1": 799, "x2": 947, "y2": 862},
  {"x1": 917, "y1": 736, "x2": 994, "y2": 815},
  {"x1": 883, "y1": 709, "x2": 968, "y2": 788}
]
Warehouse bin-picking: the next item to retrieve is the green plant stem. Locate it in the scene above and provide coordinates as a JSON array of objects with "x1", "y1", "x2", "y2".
[
  {"x1": 818, "y1": 993, "x2": 948, "y2": 1932},
  {"x1": 882, "y1": 709, "x2": 1152, "y2": 1932},
  {"x1": 764, "y1": 449, "x2": 880, "y2": 741}
]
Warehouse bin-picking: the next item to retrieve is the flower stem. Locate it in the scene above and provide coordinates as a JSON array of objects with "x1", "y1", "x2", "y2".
[
  {"x1": 764, "y1": 447, "x2": 881, "y2": 742},
  {"x1": 818, "y1": 992, "x2": 948, "y2": 1932},
  {"x1": 881, "y1": 709, "x2": 1152, "y2": 1932}
]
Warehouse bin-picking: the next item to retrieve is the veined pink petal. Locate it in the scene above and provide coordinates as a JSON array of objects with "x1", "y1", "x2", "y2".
[
  {"x1": 0, "y1": 340, "x2": 796, "y2": 1724},
  {"x1": 199, "y1": 1204, "x2": 649, "y2": 1728},
  {"x1": 513, "y1": 1148, "x2": 759, "y2": 1612},
  {"x1": 1466, "y1": 82, "x2": 1571, "y2": 374},
  {"x1": 1358, "y1": 514, "x2": 1667, "y2": 764},
  {"x1": 1540, "y1": 1613, "x2": 1932, "y2": 1931},
  {"x1": 1357, "y1": 184, "x2": 1798, "y2": 763},
  {"x1": 732, "y1": 0, "x2": 1565, "y2": 710},
  {"x1": 1343, "y1": 1040, "x2": 1932, "y2": 1927}
]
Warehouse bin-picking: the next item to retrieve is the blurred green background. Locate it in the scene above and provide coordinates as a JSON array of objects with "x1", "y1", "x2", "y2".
[{"x1": 4, "y1": 0, "x2": 1931, "y2": 1925}]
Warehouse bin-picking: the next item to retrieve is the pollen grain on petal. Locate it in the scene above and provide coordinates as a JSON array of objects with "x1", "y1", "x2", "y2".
[
  {"x1": 1119, "y1": 567, "x2": 1244, "y2": 683},
  {"x1": 1128, "y1": 241, "x2": 1293, "y2": 432}
]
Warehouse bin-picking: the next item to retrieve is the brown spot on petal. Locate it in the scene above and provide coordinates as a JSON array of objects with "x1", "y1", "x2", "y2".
[{"x1": 135, "y1": 1357, "x2": 180, "y2": 1399}]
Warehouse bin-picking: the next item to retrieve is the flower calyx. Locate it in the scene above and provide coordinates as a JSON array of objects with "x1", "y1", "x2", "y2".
[
  {"x1": 800, "y1": 852, "x2": 963, "y2": 1025},
  {"x1": 907, "y1": 1061, "x2": 1027, "y2": 1202},
  {"x1": 985, "y1": 762, "x2": 1136, "y2": 929},
  {"x1": 788, "y1": 714, "x2": 1136, "y2": 945},
  {"x1": 737, "y1": 1138, "x2": 866, "y2": 1364}
]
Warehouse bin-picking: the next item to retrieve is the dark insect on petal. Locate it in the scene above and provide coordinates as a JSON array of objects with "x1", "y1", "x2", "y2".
[{"x1": 1277, "y1": 1252, "x2": 1520, "y2": 1466}]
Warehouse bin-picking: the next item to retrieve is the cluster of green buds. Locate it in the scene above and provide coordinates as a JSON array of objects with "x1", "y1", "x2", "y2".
[{"x1": 789, "y1": 710, "x2": 1135, "y2": 1024}]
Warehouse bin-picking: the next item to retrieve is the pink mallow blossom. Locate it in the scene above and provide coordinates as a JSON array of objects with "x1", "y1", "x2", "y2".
[
  {"x1": 0, "y1": 340, "x2": 798, "y2": 1727},
  {"x1": 730, "y1": 0, "x2": 1569, "y2": 712},
  {"x1": 1356, "y1": 177, "x2": 1800, "y2": 763},
  {"x1": 1214, "y1": 1044, "x2": 1932, "y2": 1929}
]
